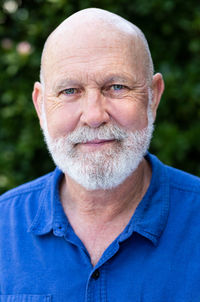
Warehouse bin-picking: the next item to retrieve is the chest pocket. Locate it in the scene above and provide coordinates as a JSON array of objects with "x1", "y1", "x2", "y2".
[{"x1": 0, "y1": 295, "x2": 51, "y2": 302}]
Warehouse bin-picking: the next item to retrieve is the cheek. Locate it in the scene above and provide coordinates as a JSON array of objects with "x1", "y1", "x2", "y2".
[
  {"x1": 45, "y1": 102, "x2": 81, "y2": 138},
  {"x1": 109, "y1": 101, "x2": 149, "y2": 131}
]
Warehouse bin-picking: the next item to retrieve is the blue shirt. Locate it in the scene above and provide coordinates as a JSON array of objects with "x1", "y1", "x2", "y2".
[{"x1": 0, "y1": 153, "x2": 200, "y2": 302}]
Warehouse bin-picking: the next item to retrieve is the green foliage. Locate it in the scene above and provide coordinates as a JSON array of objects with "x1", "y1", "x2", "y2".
[{"x1": 0, "y1": 0, "x2": 200, "y2": 193}]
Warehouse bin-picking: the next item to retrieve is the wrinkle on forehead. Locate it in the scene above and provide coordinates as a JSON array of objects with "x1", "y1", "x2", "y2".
[{"x1": 40, "y1": 8, "x2": 154, "y2": 86}]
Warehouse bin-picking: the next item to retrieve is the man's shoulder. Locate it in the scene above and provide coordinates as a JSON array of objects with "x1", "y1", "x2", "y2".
[
  {"x1": 166, "y1": 164, "x2": 200, "y2": 193},
  {"x1": 149, "y1": 153, "x2": 200, "y2": 193},
  {"x1": 0, "y1": 171, "x2": 55, "y2": 204},
  {"x1": 149, "y1": 154, "x2": 200, "y2": 219}
]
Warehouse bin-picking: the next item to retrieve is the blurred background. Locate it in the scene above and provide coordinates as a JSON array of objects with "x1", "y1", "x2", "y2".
[{"x1": 0, "y1": 0, "x2": 200, "y2": 194}]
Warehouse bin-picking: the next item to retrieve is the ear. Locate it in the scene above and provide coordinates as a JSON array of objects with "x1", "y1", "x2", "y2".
[
  {"x1": 151, "y1": 73, "x2": 165, "y2": 120},
  {"x1": 32, "y1": 81, "x2": 44, "y2": 129}
]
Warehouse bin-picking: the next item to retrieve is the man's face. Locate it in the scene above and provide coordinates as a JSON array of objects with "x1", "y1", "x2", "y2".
[
  {"x1": 33, "y1": 26, "x2": 161, "y2": 190},
  {"x1": 42, "y1": 28, "x2": 150, "y2": 137}
]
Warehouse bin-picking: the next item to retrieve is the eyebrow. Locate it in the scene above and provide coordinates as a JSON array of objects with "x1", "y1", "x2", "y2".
[
  {"x1": 53, "y1": 78, "x2": 82, "y2": 91},
  {"x1": 100, "y1": 75, "x2": 133, "y2": 85},
  {"x1": 53, "y1": 73, "x2": 136, "y2": 91}
]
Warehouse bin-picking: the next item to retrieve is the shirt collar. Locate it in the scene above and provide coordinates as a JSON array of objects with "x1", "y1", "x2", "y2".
[
  {"x1": 118, "y1": 153, "x2": 170, "y2": 246},
  {"x1": 28, "y1": 153, "x2": 169, "y2": 246},
  {"x1": 28, "y1": 168, "x2": 67, "y2": 236}
]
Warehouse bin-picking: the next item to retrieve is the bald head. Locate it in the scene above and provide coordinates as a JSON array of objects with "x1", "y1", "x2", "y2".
[{"x1": 40, "y1": 8, "x2": 154, "y2": 86}]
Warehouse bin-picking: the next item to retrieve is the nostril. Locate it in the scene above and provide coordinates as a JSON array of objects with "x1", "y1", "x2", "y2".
[{"x1": 80, "y1": 109, "x2": 110, "y2": 128}]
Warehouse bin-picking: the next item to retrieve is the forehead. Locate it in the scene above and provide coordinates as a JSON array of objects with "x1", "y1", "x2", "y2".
[{"x1": 42, "y1": 26, "x2": 144, "y2": 87}]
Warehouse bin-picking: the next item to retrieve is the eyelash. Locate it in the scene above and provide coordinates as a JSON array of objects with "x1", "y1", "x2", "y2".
[
  {"x1": 110, "y1": 84, "x2": 127, "y2": 91},
  {"x1": 60, "y1": 84, "x2": 129, "y2": 97},
  {"x1": 62, "y1": 88, "x2": 79, "y2": 95}
]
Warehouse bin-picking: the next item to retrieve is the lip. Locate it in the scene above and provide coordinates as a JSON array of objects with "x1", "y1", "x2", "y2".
[
  {"x1": 82, "y1": 139, "x2": 115, "y2": 145},
  {"x1": 77, "y1": 139, "x2": 116, "y2": 151}
]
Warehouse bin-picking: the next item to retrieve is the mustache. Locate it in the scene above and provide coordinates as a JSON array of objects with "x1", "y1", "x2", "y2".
[{"x1": 62, "y1": 124, "x2": 129, "y2": 145}]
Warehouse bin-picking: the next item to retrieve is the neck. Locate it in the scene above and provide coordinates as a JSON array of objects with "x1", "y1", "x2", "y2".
[
  {"x1": 60, "y1": 158, "x2": 151, "y2": 225},
  {"x1": 60, "y1": 157, "x2": 152, "y2": 266}
]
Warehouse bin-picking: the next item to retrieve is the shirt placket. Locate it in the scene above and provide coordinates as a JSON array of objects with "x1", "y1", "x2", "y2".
[{"x1": 85, "y1": 266, "x2": 107, "y2": 302}]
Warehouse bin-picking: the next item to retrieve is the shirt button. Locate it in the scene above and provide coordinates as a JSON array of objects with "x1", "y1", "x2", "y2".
[{"x1": 92, "y1": 269, "x2": 100, "y2": 280}]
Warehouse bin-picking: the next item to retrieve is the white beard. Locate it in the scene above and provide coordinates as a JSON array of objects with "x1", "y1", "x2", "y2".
[{"x1": 41, "y1": 104, "x2": 154, "y2": 190}]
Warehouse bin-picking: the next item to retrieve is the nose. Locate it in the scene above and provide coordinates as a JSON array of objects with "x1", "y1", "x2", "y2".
[{"x1": 80, "y1": 89, "x2": 110, "y2": 128}]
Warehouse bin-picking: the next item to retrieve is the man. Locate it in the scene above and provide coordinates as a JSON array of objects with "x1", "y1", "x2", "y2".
[{"x1": 0, "y1": 8, "x2": 200, "y2": 302}]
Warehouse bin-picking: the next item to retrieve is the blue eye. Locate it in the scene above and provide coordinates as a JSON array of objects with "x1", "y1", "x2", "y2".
[
  {"x1": 63, "y1": 88, "x2": 76, "y2": 95},
  {"x1": 112, "y1": 84, "x2": 125, "y2": 91}
]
